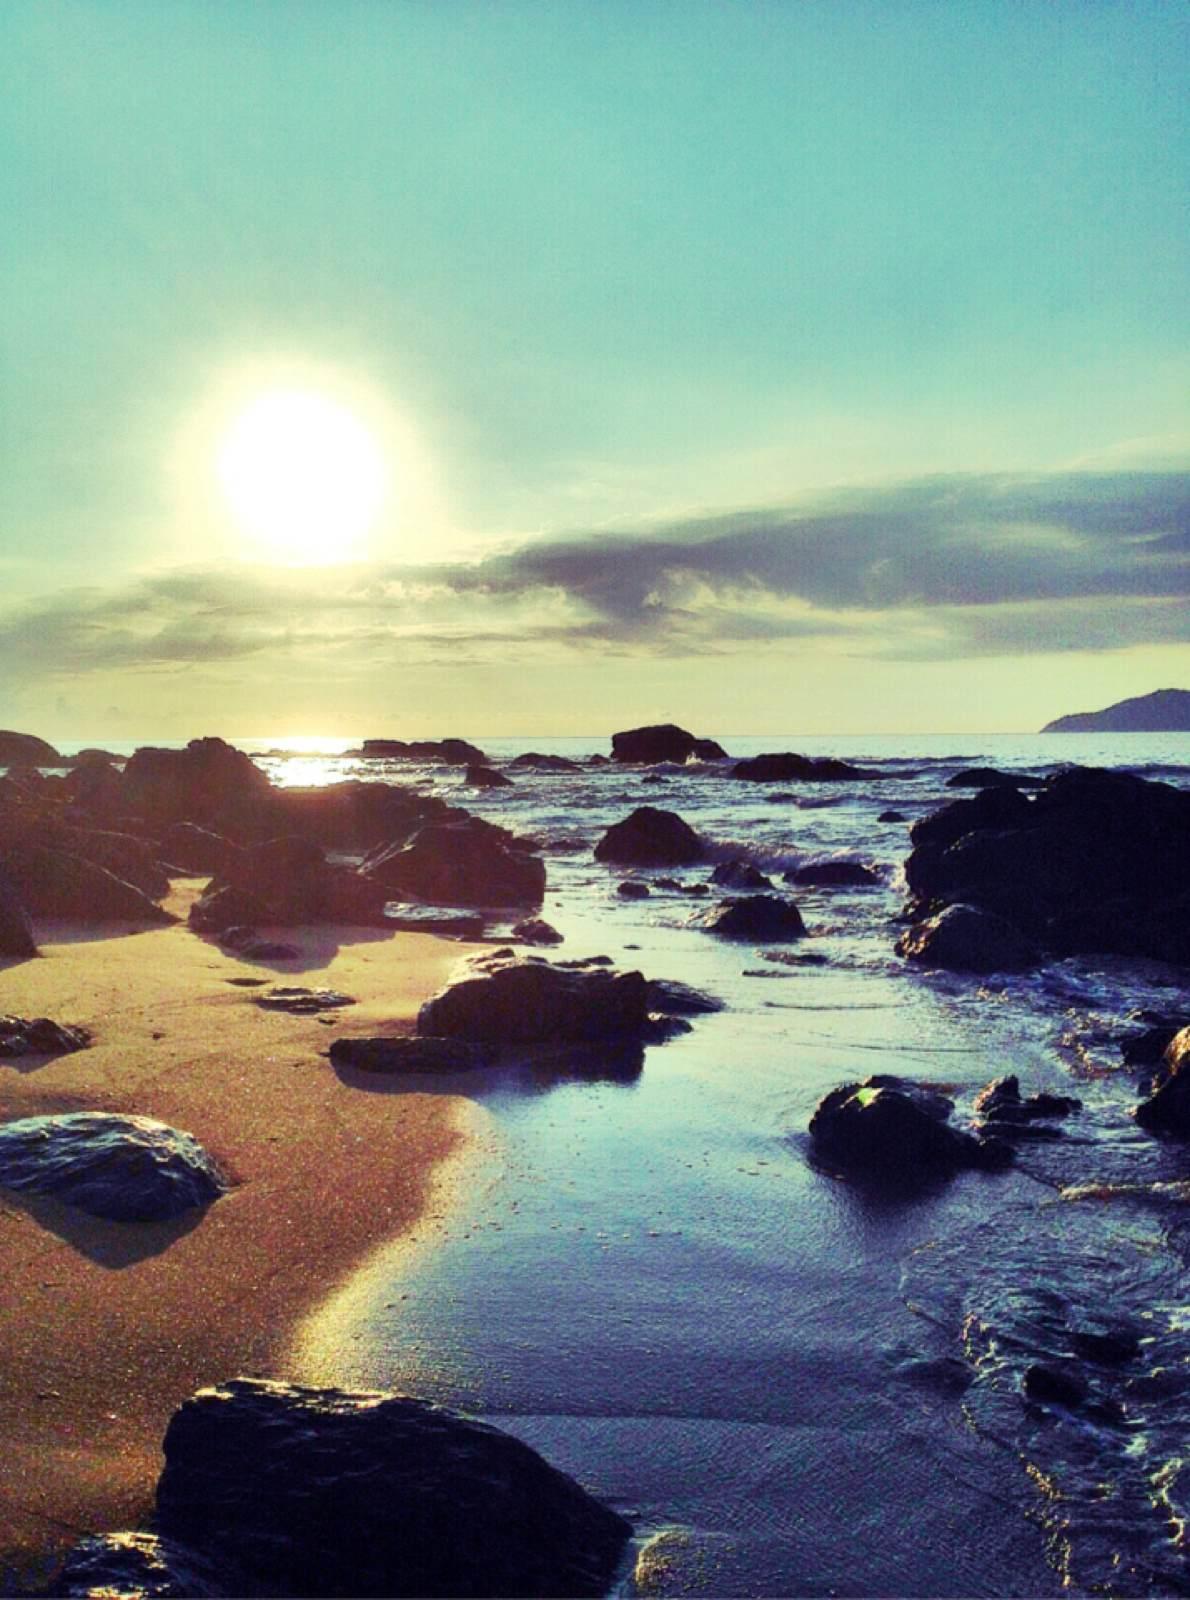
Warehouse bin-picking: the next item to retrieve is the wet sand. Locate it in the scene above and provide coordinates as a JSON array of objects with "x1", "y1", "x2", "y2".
[{"x1": 0, "y1": 883, "x2": 476, "y2": 1586}]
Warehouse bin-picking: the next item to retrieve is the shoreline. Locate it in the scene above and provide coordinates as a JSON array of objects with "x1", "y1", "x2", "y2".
[{"x1": 0, "y1": 883, "x2": 476, "y2": 1588}]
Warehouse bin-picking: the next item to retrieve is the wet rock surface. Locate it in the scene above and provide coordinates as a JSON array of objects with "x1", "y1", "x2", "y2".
[
  {"x1": 895, "y1": 902, "x2": 1041, "y2": 973},
  {"x1": 787, "y1": 860, "x2": 880, "y2": 887},
  {"x1": 0, "y1": 1112, "x2": 226, "y2": 1221},
  {"x1": 809, "y1": 1074, "x2": 1012, "y2": 1185},
  {"x1": 594, "y1": 806, "x2": 705, "y2": 866},
  {"x1": 510, "y1": 917, "x2": 563, "y2": 945},
  {"x1": 616, "y1": 879, "x2": 650, "y2": 898},
  {"x1": 51, "y1": 1530, "x2": 231, "y2": 1598},
  {"x1": 704, "y1": 895, "x2": 807, "y2": 942},
  {"x1": 418, "y1": 957, "x2": 650, "y2": 1045},
  {"x1": 972, "y1": 1075, "x2": 1081, "y2": 1125},
  {"x1": 710, "y1": 859, "x2": 772, "y2": 890},
  {"x1": 610, "y1": 724, "x2": 727, "y2": 764},
  {"x1": 645, "y1": 977, "x2": 723, "y2": 1015},
  {"x1": 329, "y1": 1036, "x2": 490, "y2": 1074},
  {"x1": 0, "y1": 1015, "x2": 90, "y2": 1058},
  {"x1": 1135, "y1": 1026, "x2": 1190, "y2": 1135},
  {"x1": 153, "y1": 1376, "x2": 632, "y2": 1599}
]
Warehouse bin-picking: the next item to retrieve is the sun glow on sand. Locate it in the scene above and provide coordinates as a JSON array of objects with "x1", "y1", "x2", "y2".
[{"x1": 217, "y1": 389, "x2": 388, "y2": 564}]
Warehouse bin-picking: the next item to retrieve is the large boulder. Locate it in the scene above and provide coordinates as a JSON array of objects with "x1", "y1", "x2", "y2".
[
  {"x1": 119, "y1": 738, "x2": 272, "y2": 829},
  {"x1": 903, "y1": 768, "x2": 1190, "y2": 966},
  {"x1": 1135, "y1": 1027, "x2": 1190, "y2": 1135},
  {"x1": 205, "y1": 836, "x2": 390, "y2": 926},
  {"x1": 610, "y1": 724, "x2": 728, "y2": 764},
  {"x1": 0, "y1": 866, "x2": 36, "y2": 958},
  {"x1": 704, "y1": 895, "x2": 807, "y2": 941},
  {"x1": 0, "y1": 1112, "x2": 226, "y2": 1221},
  {"x1": 0, "y1": 730, "x2": 61, "y2": 766},
  {"x1": 154, "y1": 1377, "x2": 632, "y2": 1598},
  {"x1": 366, "y1": 817, "x2": 545, "y2": 908},
  {"x1": 418, "y1": 958, "x2": 649, "y2": 1045},
  {"x1": 266, "y1": 781, "x2": 450, "y2": 851},
  {"x1": 350, "y1": 738, "x2": 486, "y2": 765},
  {"x1": 730, "y1": 753, "x2": 871, "y2": 782},
  {"x1": 809, "y1": 1075, "x2": 1011, "y2": 1184},
  {"x1": 0, "y1": 844, "x2": 174, "y2": 924},
  {"x1": 895, "y1": 903, "x2": 1040, "y2": 973},
  {"x1": 594, "y1": 807, "x2": 705, "y2": 866}
]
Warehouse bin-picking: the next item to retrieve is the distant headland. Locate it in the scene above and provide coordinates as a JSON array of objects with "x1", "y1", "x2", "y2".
[{"x1": 1041, "y1": 688, "x2": 1190, "y2": 734}]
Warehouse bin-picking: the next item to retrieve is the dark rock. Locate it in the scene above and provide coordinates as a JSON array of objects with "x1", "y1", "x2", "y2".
[
  {"x1": 1119, "y1": 1015, "x2": 1190, "y2": 1068},
  {"x1": 384, "y1": 906, "x2": 487, "y2": 937},
  {"x1": 788, "y1": 861, "x2": 880, "y2": 888},
  {"x1": 945, "y1": 767, "x2": 1040, "y2": 789},
  {"x1": 1, "y1": 845, "x2": 175, "y2": 925},
  {"x1": 366, "y1": 817, "x2": 545, "y2": 908},
  {"x1": 350, "y1": 738, "x2": 487, "y2": 765},
  {"x1": 254, "y1": 987, "x2": 355, "y2": 1014},
  {"x1": 329, "y1": 1037, "x2": 490, "y2": 1074},
  {"x1": 1066, "y1": 1316, "x2": 1142, "y2": 1366},
  {"x1": 553, "y1": 954, "x2": 613, "y2": 967},
  {"x1": 0, "y1": 866, "x2": 37, "y2": 958},
  {"x1": 464, "y1": 764, "x2": 514, "y2": 788},
  {"x1": 1023, "y1": 1363, "x2": 1088, "y2": 1408},
  {"x1": 895, "y1": 904, "x2": 1040, "y2": 973},
  {"x1": 190, "y1": 885, "x2": 273, "y2": 934},
  {"x1": 418, "y1": 959, "x2": 650, "y2": 1045},
  {"x1": 878, "y1": 810, "x2": 907, "y2": 823},
  {"x1": 0, "y1": 1112, "x2": 226, "y2": 1221},
  {"x1": 687, "y1": 882, "x2": 709, "y2": 897},
  {"x1": 645, "y1": 978, "x2": 723, "y2": 1015},
  {"x1": 207, "y1": 835, "x2": 390, "y2": 927},
  {"x1": 38, "y1": 825, "x2": 169, "y2": 901},
  {"x1": 119, "y1": 738, "x2": 272, "y2": 828},
  {"x1": 594, "y1": 806, "x2": 705, "y2": 866},
  {"x1": 51, "y1": 1530, "x2": 232, "y2": 1598},
  {"x1": 160, "y1": 822, "x2": 239, "y2": 875},
  {"x1": 711, "y1": 859, "x2": 772, "y2": 890},
  {"x1": 0, "y1": 730, "x2": 61, "y2": 766},
  {"x1": 705, "y1": 895, "x2": 806, "y2": 941},
  {"x1": 219, "y1": 928, "x2": 300, "y2": 960},
  {"x1": 617, "y1": 879, "x2": 651, "y2": 898},
  {"x1": 68, "y1": 747, "x2": 123, "y2": 767},
  {"x1": 1135, "y1": 1026, "x2": 1190, "y2": 1135},
  {"x1": 610, "y1": 724, "x2": 728, "y2": 764},
  {"x1": 730, "y1": 752, "x2": 871, "y2": 783},
  {"x1": 511, "y1": 917, "x2": 563, "y2": 945},
  {"x1": 651, "y1": 876, "x2": 683, "y2": 890},
  {"x1": 973, "y1": 1075, "x2": 1081, "y2": 1122},
  {"x1": 264, "y1": 781, "x2": 451, "y2": 852},
  {"x1": 60, "y1": 758, "x2": 123, "y2": 813},
  {"x1": 0, "y1": 1015, "x2": 90, "y2": 1058},
  {"x1": 154, "y1": 1376, "x2": 631, "y2": 1599},
  {"x1": 809, "y1": 1074, "x2": 1012, "y2": 1184},
  {"x1": 641, "y1": 774, "x2": 668, "y2": 785},
  {"x1": 508, "y1": 753, "x2": 584, "y2": 773}
]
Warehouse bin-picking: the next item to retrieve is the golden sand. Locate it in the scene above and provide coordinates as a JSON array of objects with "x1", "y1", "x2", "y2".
[{"x1": 0, "y1": 883, "x2": 475, "y2": 1582}]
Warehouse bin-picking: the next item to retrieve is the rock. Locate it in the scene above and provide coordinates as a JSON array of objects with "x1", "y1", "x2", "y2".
[
  {"x1": 1135, "y1": 1026, "x2": 1190, "y2": 1135},
  {"x1": 610, "y1": 724, "x2": 728, "y2": 764},
  {"x1": 160, "y1": 822, "x2": 239, "y2": 874},
  {"x1": 903, "y1": 768, "x2": 1190, "y2": 966},
  {"x1": 1, "y1": 845, "x2": 175, "y2": 924},
  {"x1": 219, "y1": 928, "x2": 301, "y2": 960},
  {"x1": 711, "y1": 859, "x2": 772, "y2": 890},
  {"x1": 945, "y1": 767, "x2": 1040, "y2": 789},
  {"x1": 1119, "y1": 1014, "x2": 1190, "y2": 1069},
  {"x1": 809, "y1": 1075, "x2": 1012, "y2": 1184},
  {"x1": 39, "y1": 825, "x2": 170, "y2": 900},
  {"x1": 51, "y1": 1530, "x2": 232, "y2": 1598},
  {"x1": 973, "y1": 1075, "x2": 1081, "y2": 1122},
  {"x1": 60, "y1": 758, "x2": 123, "y2": 814},
  {"x1": 366, "y1": 816, "x2": 545, "y2": 908},
  {"x1": 641, "y1": 774, "x2": 668, "y2": 785},
  {"x1": 329, "y1": 1037, "x2": 490, "y2": 1073},
  {"x1": 119, "y1": 738, "x2": 272, "y2": 828},
  {"x1": 384, "y1": 906, "x2": 487, "y2": 937},
  {"x1": 0, "y1": 1112, "x2": 226, "y2": 1221},
  {"x1": 617, "y1": 879, "x2": 651, "y2": 898},
  {"x1": 511, "y1": 917, "x2": 563, "y2": 945},
  {"x1": 1022, "y1": 1363, "x2": 1088, "y2": 1408},
  {"x1": 154, "y1": 1377, "x2": 631, "y2": 1599},
  {"x1": 878, "y1": 810, "x2": 907, "y2": 823},
  {"x1": 704, "y1": 896, "x2": 807, "y2": 942},
  {"x1": 1066, "y1": 1316, "x2": 1142, "y2": 1366},
  {"x1": 0, "y1": 730, "x2": 61, "y2": 766},
  {"x1": 895, "y1": 903, "x2": 1040, "y2": 973},
  {"x1": 0, "y1": 1015, "x2": 90, "y2": 1057},
  {"x1": 787, "y1": 861, "x2": 880, "y2": 888},
  {"x1": 645, "y1": 978, "x2": 723, "y2": 1015},
  {"x1": 206, "y1": 835, "x2": 391, "y2": 927},
  {"x1": 254, "y1": 987, "x2": 355, "y2": 1014},
  {"x1": 594, "y1": 807, "x2": 705, "y2": 866},
  {"x1": 464, "y1": 764, "x2": 514, "y2": 788},
  {"x1": 730, "y1": 753, "x2": 871, "y2": 783},
  {"x1": 507, "y1": 753, "x2": 583, "y2": 772},
  {"x1": 189, "y1": 884, "x2": 272, "y2": 935},
  {"x1": 349, "y1": 738, "x2": 487, "y2": 765},
  {"x1": 265, "y1": 781, "x2": 451, "y2": 851},
  {"x1": 418, "y1": 959, "x2": 650, "y2": 1045},
  {"x1": 0, "y1": 866, "x2": 37, "y2": 958}
]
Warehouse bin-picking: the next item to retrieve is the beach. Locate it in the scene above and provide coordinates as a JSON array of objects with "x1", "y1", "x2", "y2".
[{"x1": 0, "y1": 881, "x2": 477, "y2": 1588}]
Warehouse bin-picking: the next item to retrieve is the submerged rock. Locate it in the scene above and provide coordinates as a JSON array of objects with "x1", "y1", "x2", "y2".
[
  {"x1": 154, "y1": 1376, "x2": 632, "y2": 1599},
  {"x1": 973, "y1": 1075, "x2": 1081, "y2": 1124},
  {"x1": 730, "y1": 753, "x2": 871, "y2": 783},
  {"x1": 610, "y1": 724, "x2": 727, "y2": 764},
  {"x1": 0, "y1": 1015, "x2": 90, "y2": 1057},
  {"x1": 645, "y1": 978, "x2": 723, "y2": 1015},
  {"x1": 594, "y1": 807, "x2": 705, "y2": 866},
  {"x1": 617, "y1": 879, "x2": 651, "y2": 898},
  {"x1": 704, "y1": 895, "x2": 806, "y2": 942},
  {"x1": 809, "y1": 1075, "x2": 1011, "y2": 1184},
  {"x1": 895, "y1": 903, "x2": 1040, "y2": 974},
  {"x1": 945, "y1": 767, "x2": 1040, "y2": 789},
  {"x1": 877, "y1": 810, "x2": 907, "y2": 823},
  {"x1": 329, "y1": 1037, "x2": 490, "y2": 1074},
  {"x1": 0, "y1": 1112, "x2": 226, "y2": 1221},
  {"x1": 711, "y1": 859, "x2": 772, "y2": 890},
  {"x1": 787, "y1": 861, "x2": 880, "y2": 888},
  {"x1": 418, "y1": 958, "x2": 650, "y2": 1045},
  {"x1": 52, "y1": 1530, "x2": 231, "y2": 1599}
]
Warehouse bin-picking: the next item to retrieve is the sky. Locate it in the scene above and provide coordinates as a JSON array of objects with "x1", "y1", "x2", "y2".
[{"x1": 1, "y1": 0, "x2": 1187, "y2": 739}]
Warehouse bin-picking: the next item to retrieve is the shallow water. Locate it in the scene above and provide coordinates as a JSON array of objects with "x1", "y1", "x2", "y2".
[{"x1": 63, "y1": 732, "x2": 1190, "y2": 1593}]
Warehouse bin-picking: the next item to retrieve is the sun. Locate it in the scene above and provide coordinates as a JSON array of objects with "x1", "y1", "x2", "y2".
[{"x1": 216, "y1": 388, "x2": 388, "y2": 564}]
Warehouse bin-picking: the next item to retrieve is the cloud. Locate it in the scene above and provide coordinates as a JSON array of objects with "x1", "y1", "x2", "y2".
[{"x1": 0, "y1": 468, "x2": 1185, "y2": 683}]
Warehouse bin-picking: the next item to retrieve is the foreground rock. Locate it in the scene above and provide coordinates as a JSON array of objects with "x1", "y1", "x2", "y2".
[
  {"x1": 366, "y1": 816, "x2": 545, "y2": 907},
  {"x1": 896, "y1": 903, "x2": 1041, "y2": 973},
  {"x1": 0, "y1": 1015, "x2": 89, "y2": 1057},
  {"x1": 705, "y1": 895, "x2": 806, "y2": 941},
  {"x1": 610, "y1": 723, "x2": 728, "y2": 764},
  {"x1": 119, "y1": 737, "x2": 272, "y2": 828},
  {"x1": 329, "y1": 1037, "x2": 489, "y2": 1074},
  {"x1": 594, "y1": 806, "x2": 705, "y2": 866},
  {"x1": 903, "y1": 767, "x2": 1190, "y2": 966},
  {"x1": 1135, "y1": 1026, "x2": 1190, "y2": 1135},
  {"x1": 153, "y1": 1377, "x2": 632, "y2": 1599},
  {"x1": 0, "y1": 730, "x2": 61, "y2": 766},
  {"x1": 0, "y1": 1112, "x2": 226, "y2": 1221},
  {"x1": 0, "y1": 867, "x2": 37, "y2": 958},
  {"x1": 809, "y1": 1075, "x2": 1012, "y2": 1184},
  {"x1": 731, "y1": 752, "x2": 871, "y2": 782},
  {"x1": 418, "y1": 959, "x2": 649, "y2": 1045},
  {"x1": 1, "y1": 844, "x2": 175, "y2": 924},
  {"x1": 197, "y1": 835, "x2": 390, "y2": 928},
  {"x1": 52, "y1": 1530, "x2": 229, "y2": 1599}
]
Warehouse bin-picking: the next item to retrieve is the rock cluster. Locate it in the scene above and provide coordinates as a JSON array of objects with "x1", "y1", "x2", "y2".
[{"x1": 809, "y1": 1075, "x2": 1012, "y2": 1184}]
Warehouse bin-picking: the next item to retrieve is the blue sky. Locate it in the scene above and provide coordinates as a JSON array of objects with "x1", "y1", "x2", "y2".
[{"x1": 1, "y1": 0, "x2": 1186, "y2": 736}]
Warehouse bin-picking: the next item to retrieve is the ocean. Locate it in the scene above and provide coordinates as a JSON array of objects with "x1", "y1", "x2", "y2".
[{"x1": 56, "y1": 733, "x2": 1190, "y2": 1594}]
